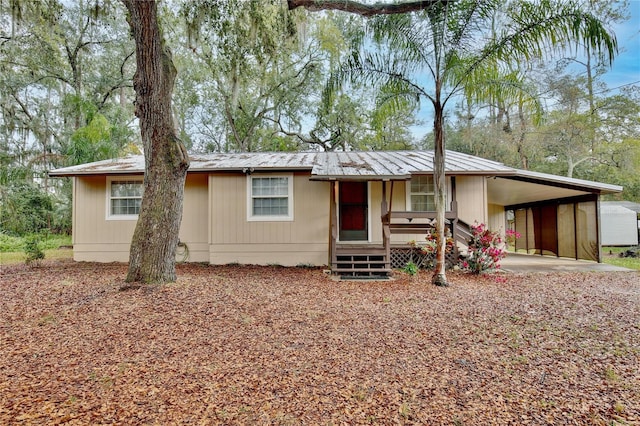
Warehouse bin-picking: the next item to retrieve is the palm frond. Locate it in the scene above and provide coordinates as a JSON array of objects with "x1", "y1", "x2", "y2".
[
  {"x1": 493, "y1": 0, "x2": 617, "y2": 66},
  {"x1": 460, "y1": 60, "x2": 544, "y2": 124}
]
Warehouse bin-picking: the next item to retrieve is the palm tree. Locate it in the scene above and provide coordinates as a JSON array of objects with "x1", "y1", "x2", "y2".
[{"x1": 291, "y1": 0, "x2": 617, "y2": 286}]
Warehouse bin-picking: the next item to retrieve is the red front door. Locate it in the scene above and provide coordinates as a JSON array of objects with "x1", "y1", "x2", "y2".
[{"x1": 339, "y1": 181, "x2": 368, "y2": 241}]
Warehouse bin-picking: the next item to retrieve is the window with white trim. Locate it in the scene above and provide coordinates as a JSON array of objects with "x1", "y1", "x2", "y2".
[
  {"x1": 247, "y1": 175, "x2": 293, "y2": 221},
  {"x1": 406, "y1": 175, "x2": 451, "y2": 211},
  {"x1": 107, "y1": 177, "x2": 143, "y2": 219},
  {"x1": 409, "y1": 175, "x2": 436, "y2": 211}
]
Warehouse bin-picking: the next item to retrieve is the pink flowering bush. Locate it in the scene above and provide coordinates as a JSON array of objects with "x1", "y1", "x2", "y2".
[
  {"x1": 459, "y1": 223, "x2": 507, "y2": 274},
  {"x1": 408, "y1": 232, "x2": 455, "y2": 270},
  {"x1": 505, "y1": 228, "x2": 522, "y2": 250}
]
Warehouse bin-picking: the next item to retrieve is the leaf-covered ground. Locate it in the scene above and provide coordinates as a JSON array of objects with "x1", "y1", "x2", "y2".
[{"x1": 1, "y1": 261, "x2": 638, "y2": 425}]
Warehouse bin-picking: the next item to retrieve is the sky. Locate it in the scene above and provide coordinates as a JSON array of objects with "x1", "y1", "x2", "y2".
[
  {"x1": 410, "y1": 1, "x2": 640, "y2": 140},
  {"x1": 599, "y1": 0, "x2": 640, "y2": 92}
]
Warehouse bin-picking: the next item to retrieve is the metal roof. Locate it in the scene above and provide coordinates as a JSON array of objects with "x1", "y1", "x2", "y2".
[
  {"x1": 310, "y1": 150, "x2": 514, "y2": 179},
  {"x1": 49, "y1": 150, "x2": 514, "y2": 178},
  {"x1": 48, "y1": 150, "x2": 622, "y2": 195},
  {"x1": 48, "y1": 152, "x2": 320, "y2": 176},
  {"x1": 190, "y1": 152, "x2": 319, "y2": 171}
]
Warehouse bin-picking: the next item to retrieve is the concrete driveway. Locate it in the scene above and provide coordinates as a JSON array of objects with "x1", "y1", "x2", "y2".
[{"x1": 500, "y1": 252, "x2": 635, "y2": 273}]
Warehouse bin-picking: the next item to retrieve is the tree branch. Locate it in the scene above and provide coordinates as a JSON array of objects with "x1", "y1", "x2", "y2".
[
  {"x1": 287, "y1": 0, "x2": 443, "y2": 17},
  {"x1": 264, "y1": 115, "x2": 344, "y2": 151}
]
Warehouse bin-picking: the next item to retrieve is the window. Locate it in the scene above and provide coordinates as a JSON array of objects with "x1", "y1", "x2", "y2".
[
  {"x1": 407, "y1": 175, "x2": 451, "y2": 211},
  {"x1": 409, "y1": 175, "x2": 435, "y2": 211},
  {"x1": 107, "y1": 178, "x2": 143, "y2": 219},
  {"x1": 247, "y1": 175, "x2": 293, "y2": 221}
]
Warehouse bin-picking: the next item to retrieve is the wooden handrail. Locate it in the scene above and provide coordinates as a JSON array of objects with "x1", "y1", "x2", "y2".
[
  {"x1": 383, "y1": 224, "x2": 391, "y2": 269},
  {"x1": 330, "y1": 181, "x2": 338, "y2": 266},
  {"x1": 390, "y1": 211, "x2": 457, "y2": 220}
]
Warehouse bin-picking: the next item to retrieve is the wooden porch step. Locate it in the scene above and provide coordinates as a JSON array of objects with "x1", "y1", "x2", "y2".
[
  {"x1": 335, "y1": 248, "x2": 386, "y2": 256},
  {"x1": 332, "y1": 267, "x2": 392, "y2": 272},
  {"x1": 333, "y1": 245, "x2": 392, "y2": 277},
  {"x1": 334, "y1": 258, "x2": 389, "y2": 265}
]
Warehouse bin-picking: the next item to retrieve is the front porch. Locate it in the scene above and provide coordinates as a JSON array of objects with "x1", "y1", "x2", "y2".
[{"x1": 328, "y1": 180, "x2": 471, "y2": 277}]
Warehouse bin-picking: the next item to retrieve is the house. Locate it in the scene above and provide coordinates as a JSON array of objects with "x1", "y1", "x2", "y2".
[
  {"x1": 600, "y1": 201, "x2": 640, "y2": 246},
  {"x1": 49, "y1": 150, "x2": 622, "y2": 276}
]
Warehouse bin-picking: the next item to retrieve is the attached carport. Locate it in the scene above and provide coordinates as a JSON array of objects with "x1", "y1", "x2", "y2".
[{"x1": 487, "y1": 170, "x2": 623, "y2": 263}]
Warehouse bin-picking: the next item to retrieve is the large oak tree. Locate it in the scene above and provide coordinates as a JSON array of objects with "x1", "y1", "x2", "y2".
[{"x1": 121, "y1": 0, "x2": 189, "y2": 283}]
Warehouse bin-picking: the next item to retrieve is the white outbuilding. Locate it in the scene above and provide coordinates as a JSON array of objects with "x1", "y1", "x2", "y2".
[{"x1": 600, "y1": 202, "x2": 639, "y2": 246}]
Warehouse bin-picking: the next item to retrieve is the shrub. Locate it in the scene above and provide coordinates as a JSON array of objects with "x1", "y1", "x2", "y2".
[
  {"x1": 0, "y1": 233, "x2": 71, "y2": 252},
  {"x1": 408, "y1": 232, "x2": 455, "y2": 270},
  {"x1": 460, "y1": 223, "x2": 506, "y2": 274},
  {"x1": 0, "y1": 232, "x2": 23, "y2": 252},
  {"x1": 403, "y1": 261, "x2": 418, "y2": 276},
  {"x1": 505, "y1": 229, "x2": 522, "y2": 250},
  {"x1": 0, "y1": 183, "x2": 54, "y2": 235},
  {"x1": 24, "y1": 236, "x2": 45, "y2": 265}
]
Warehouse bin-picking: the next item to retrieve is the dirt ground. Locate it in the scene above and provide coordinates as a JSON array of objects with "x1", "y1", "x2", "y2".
[{"x1": 0, "y1": 260, "x2": 638, "y2": 425}]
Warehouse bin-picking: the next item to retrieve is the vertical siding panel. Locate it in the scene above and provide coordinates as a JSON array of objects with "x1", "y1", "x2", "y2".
[
  {"x1": 239, "y1": 176, "x2": 248, "y2": 244},
  {"x1": 207, "y1": 172, "x2": 330, "y2": 265},
  {"x1": 488, "y1": 203, "x2": 505, "y2": 234},
  {"x1": 457, "y1": 176, "x2": 487, "y2": 225},
  {"x1": 209, "y1": 175, "x2": 216, "y2": 244},
  {"x1": 179, "y1": 174, "x2": 208, "y2": 245},
  {"x1": 225, "y1": 176, "x2": 235, "y2": 244},
  {"x1": 370, "y1": 181, "x2": 382, "y2": 243},
  {"x1": 228, "y1": 176, "x2": 235, "y2": 243},
  {"x1": 394, "y1": 181, "x2": 406, "y2": 211}
]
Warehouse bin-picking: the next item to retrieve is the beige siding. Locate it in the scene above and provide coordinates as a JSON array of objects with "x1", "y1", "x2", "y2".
[
  {"x1": 370, "y1": 181, "x2": 382, "y2": 243},
  {"x1": 209, "y1": 172, "x2": 330, "y2": 266},
  {"x1": 72, "y1": 172, "x2": 493, "y2": 265},
  {"x1": 387, "y1": 180, "x2": 431, "y2": 244},
  {"x1": 73, "y1": 175, "x2": 137, "y2": 262},
  {"x1": 73, "y1": 174, "x2": 209, "y2": 262},
  {"x1": 488, "y1": 203, "x2": 506, "y2": 235},
  {"x1": 456, "y1": 176, "x2": 487, "y2": 225},
  {"x1": 178, "y1": 174, "x2": 210, "y2": 262}
]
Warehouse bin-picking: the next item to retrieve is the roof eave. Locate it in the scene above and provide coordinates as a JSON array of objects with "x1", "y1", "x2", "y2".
[
  {"x1": 207, "y1": 166, "x2": 314, "y2": 173},
  {"x1": 507, "y1": 171, "x2": 623, "y2": 194},
  {"x1": 49, "y1": 165, "x2": 315, "y2": 177},
  {"x1": 49, "y1": 169, "x2": 145, "y2": 177},
  {"x1": 309, "y1": 174, "x2": 411, "y2": 181}
]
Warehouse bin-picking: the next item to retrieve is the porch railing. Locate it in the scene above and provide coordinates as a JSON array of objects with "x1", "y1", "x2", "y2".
[
  {"x1": 329, "y1": 180, "x2": 472, "y2": 275},
  {"x1": 381, "y1": 210, "x2": 461, "y2": 248}
]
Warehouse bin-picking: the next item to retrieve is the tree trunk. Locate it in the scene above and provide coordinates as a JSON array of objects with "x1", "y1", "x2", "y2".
[
  {"x1": 122, "y1": 0, "x2": 189, "y2": 283},
  {"x1": 517, "y1": 100, "x2": 529, "y2": 170},
  {"x1": 432, "y1": 99, "x2": 448, "y2": 286}
]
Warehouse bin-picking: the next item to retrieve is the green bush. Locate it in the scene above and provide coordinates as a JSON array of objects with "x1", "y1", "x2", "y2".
[
  {"x1": 39, "y1": 234, "x2": 72, "y2": 250},
  {"x1": 0, "y1": 233, "x2": 23, "y2": 252},
  {"x1": 0, "y1": 233, "x2": 71, "y2": 252},
  {"x1": 403, "y1": 261, "x2": 418, "y2": 276},
  {"x1": 24, "y1": 236, "x2": 45, "y2": 265},
  {"x1": 1, "y1": 183, "x2": 54, "y2": 235}
]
